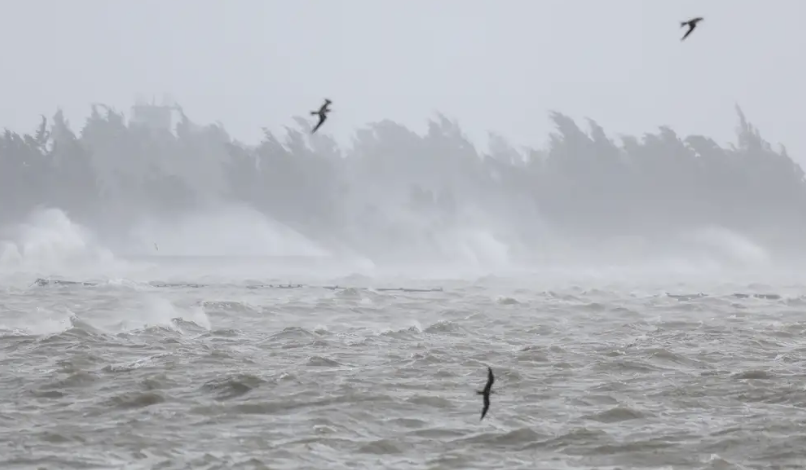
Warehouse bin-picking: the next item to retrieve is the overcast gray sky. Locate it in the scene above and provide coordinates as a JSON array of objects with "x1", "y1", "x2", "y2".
[{"x1": 1, "y1": 0, "x2": 804, "y2": 158}]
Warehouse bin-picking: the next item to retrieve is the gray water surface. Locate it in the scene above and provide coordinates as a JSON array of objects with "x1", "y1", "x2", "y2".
[{"x1": 2, "y1": 270, "x2": 806, "y2": 469}]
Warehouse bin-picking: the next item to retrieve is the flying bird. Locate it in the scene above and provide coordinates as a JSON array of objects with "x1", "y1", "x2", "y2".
[
  {"x1": 310, "y1": 98, "x2": 332, "y2": 134},
  {"x1": 680, "y1": 17, "x2": 703, "y2": 41},
  {"x1": 477, "y1": 366, "x2": 495, "y2": 421}
]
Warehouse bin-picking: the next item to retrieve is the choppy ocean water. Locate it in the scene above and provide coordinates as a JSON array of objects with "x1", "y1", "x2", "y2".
[{"x1": 2, "y1": 257, "x2": 806, "y2": 469}]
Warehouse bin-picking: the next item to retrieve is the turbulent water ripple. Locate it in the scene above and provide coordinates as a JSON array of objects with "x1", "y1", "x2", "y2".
[{"x1": 1, "y1": 278, "x2": 806, "y2": 468}]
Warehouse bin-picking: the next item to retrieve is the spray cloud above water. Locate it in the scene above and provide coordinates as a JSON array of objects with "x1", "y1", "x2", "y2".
[{"x1": 0, "y1": 103, "x2": 802, "y2": 279}]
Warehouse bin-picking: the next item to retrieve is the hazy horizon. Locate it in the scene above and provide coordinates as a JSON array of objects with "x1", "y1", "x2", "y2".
[{"x1": 0, "y1": 97, "x2": 803, "y2": 284}]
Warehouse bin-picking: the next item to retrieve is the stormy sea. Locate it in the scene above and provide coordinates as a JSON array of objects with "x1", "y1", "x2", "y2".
[{"x1": 1, "y1": 208, "x2": 805, "y2": 470}]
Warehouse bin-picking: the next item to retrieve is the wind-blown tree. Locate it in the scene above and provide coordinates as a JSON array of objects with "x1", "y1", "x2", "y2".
[
  {"x1": 0, "y1": 101, "x2": 804, "y2": 257},
  {"x1": 48, "y1": 110, "x2": 100, "y2": 224}
]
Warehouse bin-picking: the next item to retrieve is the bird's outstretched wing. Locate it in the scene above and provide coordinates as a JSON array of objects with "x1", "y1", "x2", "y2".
[
  {"x1": 478, "y1": 366, "x2": 495, "y2": 420},
  {"x1": 681, "y1": 25, "x2": 696, "y2": 41},
  {"x1": 318, "y1": 99, "x2": 332, "y2": 114},
  {"x1": 312, "y1": 114, "x2": 327, "y2": 134},
  {"x1": 480, "y1": 397, "x2": 490, "y2": 420}
]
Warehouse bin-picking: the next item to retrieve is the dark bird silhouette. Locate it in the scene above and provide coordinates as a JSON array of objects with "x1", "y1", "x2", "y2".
[
  {"x1": 476, "y1": 366, "x2": 495, "y2": 421},
  {"x1": 310, "y1": 98, "x2": 332, "y2": 134},
  {"x1": 680, "y1": 17, "x2": 703, "y2": 41}
]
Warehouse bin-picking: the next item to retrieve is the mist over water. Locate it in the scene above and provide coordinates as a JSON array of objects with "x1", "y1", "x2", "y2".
[
  {"x1": 2, "y1": 104, "x2": 805, "y2": 275},
  {"x1": 0, "y1": 204, "x2": 785, "y2": 288},
  {"x1": 2, "y1": 105, "x2": 806, "y2": 469}
]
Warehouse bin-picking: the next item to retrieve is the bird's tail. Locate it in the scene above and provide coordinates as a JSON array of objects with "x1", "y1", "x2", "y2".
[
  {"x1": 680, "y1": 21, "x2": 688, "y2": 27},
  {"x1": 310, "y1": 111, "x2": 318, "y2": 115}
]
